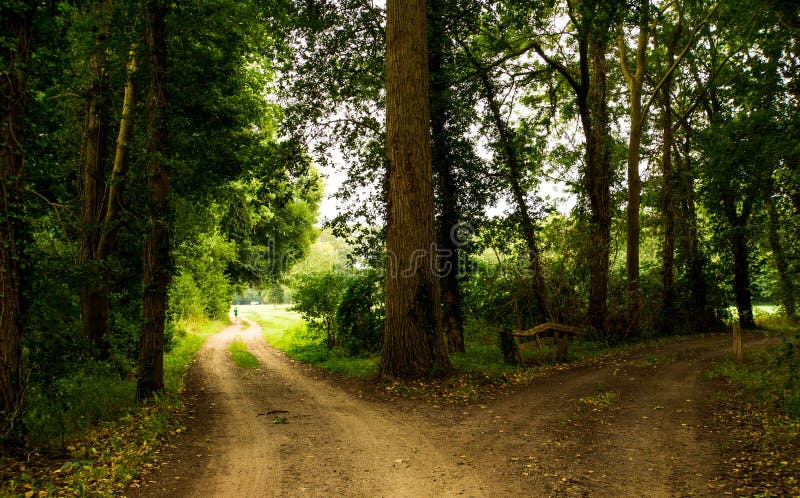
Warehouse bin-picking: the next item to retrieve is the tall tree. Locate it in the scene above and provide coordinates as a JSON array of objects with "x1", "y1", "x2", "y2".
[
  {"x1": 78, "y1": 0, "x2": 113, "y2": 357},
  {"x1": 617, "y1": 0, "x2": 651, "y2": 335},
  {"x1": 429, "y1": 0, "x2": 465, "y2": 352},
  {"x1": 138, "y1": 0, "x2": 169, "y2": 399},
  {"x1": 0, "y1": 0, "x2": 35, "y2": 439},
  {"x1": 526, "y1": 0, "x2": 616, "y2": 334},
  {"x1": 381, "y1": 0, "x2": 450, "y2": 378}
]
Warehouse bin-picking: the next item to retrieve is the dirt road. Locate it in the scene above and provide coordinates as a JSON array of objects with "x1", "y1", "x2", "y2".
[{"x1": 129, "y1": 317, "x2": 774, "y2": 497}]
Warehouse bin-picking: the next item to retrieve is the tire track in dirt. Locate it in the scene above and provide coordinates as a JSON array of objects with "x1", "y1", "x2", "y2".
[
  {"x1": 130, "y1": 317, "x2": 488, "y2": 497},
  {"x1": 416, "y1": 333, "x2": 777, "y2": 497},
  {"x1": 131, "y1": 319, "x2": 776, "y2": 497}
]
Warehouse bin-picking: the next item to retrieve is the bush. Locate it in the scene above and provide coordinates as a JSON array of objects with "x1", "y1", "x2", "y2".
[
  {"x1": 290, "y1": 268, "x2": 348, "y2": 347},
  {"x1": 336, "y1": 269, "x2": 384, "y2": 355},
  {"x1": 23, "y1": 364, "x2": 137, "y2": 449}
]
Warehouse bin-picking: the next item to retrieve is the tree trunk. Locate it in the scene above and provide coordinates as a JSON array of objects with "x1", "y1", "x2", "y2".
[
  {"x1": 473, "y1": 67, "x2": 548, "y2": 322},
  {"x1": 766, "y1": 196, "x2": 797, "y2": 320},
  {"x1": 725, "y1": 199, "x2": 756, "y2": 329},
  {"x1": 138, "y1": 0, "x2": 170, "y2": 400},
  {"x1": 429, "y1": 0, "x2": 464, "y2": 353},
  {"x1": 585, "y1": 37, "x2": 611, "y2": 336},
  {"x1": 79, "y1": 0, "x2": 113, "y2": 357},
  {"x1": 618, "y1": 14, "x2": 649, "y2": 337},
  {"x1": 381, "y1": 0, "x2": 450, "y2": 378},
  {"x1": 660, "y1": 89, "x2": 676, "y2": 334},
  {"x1": 0, "y1": 2, "x2": 34, "y2": 439}
]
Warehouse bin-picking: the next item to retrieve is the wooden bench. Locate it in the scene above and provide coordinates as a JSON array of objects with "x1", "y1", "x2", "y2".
[{"x1": 511, "y1": 323, "x2": 582, "y2": 364}]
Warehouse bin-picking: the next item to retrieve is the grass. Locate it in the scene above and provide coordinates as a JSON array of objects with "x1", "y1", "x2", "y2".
[
  {"x1": 229, "y1": 337, "x2": 260, "y2": 369},
  {"x1": 243, "y1": 304, "x2": 380, "y2": 378}
]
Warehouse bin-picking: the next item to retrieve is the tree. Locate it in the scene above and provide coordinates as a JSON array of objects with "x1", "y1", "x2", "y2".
[
  {"x1": 138, "y1": 0, "x2": 169, "y2": 400},
  {"x1": 381, "y1": 0, "x2": 450, "y2": 378},
  {"x1": 0, "y1": 0, "x2": 35, "y2": 440},
  {"x1": 78, "y1": 0, "x2": 113, "y2": 357},
  {"x1": 528, "y1": 0, "x2": 616, "y2": 335}
]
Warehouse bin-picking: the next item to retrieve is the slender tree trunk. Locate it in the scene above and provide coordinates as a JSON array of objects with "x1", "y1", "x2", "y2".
[
  {"x1": 79, "y1": 0, "x2": 113, "y2": 357},
  {"x1": 725, "y1": 199, "x2": 756, "y2": 329},
  {"x1": 97, "y1": 53, "x2": 138, "y2": 261},
  {"x1": 0, "y1": 2, "x2": 34, "y2": 439},
  {"x1": 675, "y1": 125, "x2": 709, "y2": 330},
  {"x1": 659, "y1": 22, "x2": 680, "y2": 335},
  {"x1": 138, "y1": 0, "x2": 170, "y2": 399},
  {"x1": 660, "y1": 90, "x2": 676, "y2": 334},
  {"x1": 618, "y1": 13, "x2": 649, "y2": 337},
  {"x1": 429, "y1": 0, "x2": 464, "y2": 352},
  {"x1": 766, "y1": 196, "x2": 797, "y2": 320},
  {"x1": 473, "y1": 68, "x2": 548, "y2": 322},
  {"x1": 585, "y1": 37, "x2": 611, "y2": 336},
  {"x1": 381, "y1": 0, "x2": 450, "y2": 378}
]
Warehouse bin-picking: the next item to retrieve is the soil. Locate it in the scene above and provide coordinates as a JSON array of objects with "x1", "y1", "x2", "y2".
[{"x1": 127, "y1": 317, "x2": 778, "y2": 497}]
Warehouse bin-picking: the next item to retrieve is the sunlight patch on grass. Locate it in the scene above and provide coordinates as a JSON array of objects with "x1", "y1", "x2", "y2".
[{"x1": 229, "y1": 337, "x2": 260, "y2": 369}]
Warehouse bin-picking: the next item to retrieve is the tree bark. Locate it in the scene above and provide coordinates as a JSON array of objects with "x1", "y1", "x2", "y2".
[
  {"x1": 679, "y1": 134, "x2": 709, "y2": 331},
  {"x1": 659, "y1": 22, "x2": 680, "y2": 335},
  {"x1": 766, "y1": 195, "x2": 797, "y2": 320},
  {"x1": 0, "y1": 1, "x2": 34, "y2": 439},
  {"x1": 725, "y1": 199, "x2": 756, "y2": 329},
  {"x1": 660, "y1": 88, "x2": 676, "y2": 334},
  {"x1": 429, "y1": 0, "x2": 464, "y2": 353},
  {"x1": 79, "y1": 0, "x2": 113, "y2": 357},
  {"x1": 138, "y1": 0, "x2": 170, "y2": 400},
  {"x1": 585, "y1": 37, "x2": 611, "y2": 336},
  {"x1": 618, "y1": 11, "x2": 649, "y2": 337},
  {"x1": 381, "y1": 0, "x2": 450, "y2": 378}
]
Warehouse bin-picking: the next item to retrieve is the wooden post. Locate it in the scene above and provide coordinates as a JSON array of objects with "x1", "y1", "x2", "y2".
[{"x1": 732, "y1": 320, "x2": 743, "y2": 363}]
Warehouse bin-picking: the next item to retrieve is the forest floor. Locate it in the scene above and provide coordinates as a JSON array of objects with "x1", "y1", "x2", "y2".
[{"x1": 126, "y1": 316, "x2": 789, "y2": 497}]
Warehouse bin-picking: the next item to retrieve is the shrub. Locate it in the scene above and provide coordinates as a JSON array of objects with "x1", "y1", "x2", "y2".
[{"x1": 336, "y1": 269, "x2": 384, "y2": 355}]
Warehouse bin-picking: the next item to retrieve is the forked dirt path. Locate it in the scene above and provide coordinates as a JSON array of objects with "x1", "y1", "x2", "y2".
[{"x1": 129, "y1": 317, "x2": 775, "y2": 497}]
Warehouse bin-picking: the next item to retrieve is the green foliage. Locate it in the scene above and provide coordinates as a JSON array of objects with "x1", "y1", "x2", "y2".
[
  {"x1": 335, "y1": 269, "x2": 384, "y2": 355},
  {"x1": 778, "y1": 332, "x2": 800, "y2": 419},
  {"x1": 251, "y1": 305, "x2": 379, "y2": 377},
  {"x1": 290, "y1": 268, "x2": 348, "y2": 347},
  {"x1": 23, "y1": 364, "x2": 136, "y2": 449},
  {"x1": 163, "y1": 318, "x2": 226, "y2": 393},
  {"x1": 228, "y1": 338, "x2": 260, "y2": 369}
]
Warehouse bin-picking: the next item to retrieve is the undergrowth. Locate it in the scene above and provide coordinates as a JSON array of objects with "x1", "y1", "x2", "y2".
[
  {"x1": 706, "y1": 317, "x2": 800, "y2": 496},
  {"x1": 1, "y1": 317, "x2": 226, "y2": 497}
]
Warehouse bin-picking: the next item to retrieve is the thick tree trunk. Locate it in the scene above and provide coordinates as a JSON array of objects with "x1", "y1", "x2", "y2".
[
  {"x1": 730, "y1": 227, "x2": 756, "y2": 329},
  {"x1": 766, "y1": 196, "x2": 797, "y2": 320},
  {"x1": 381, "y1": 0, "x2": 450, "y2": 378},
  {"x1": 138, "y1": 0, "x2": 170, "y2": 399},
  {"x1": 585, "y1": 37, "x2": 611, "y2": 336},
  {"x1": 429, "y1": 1, "x2": 464, "y2": 353},
  {"x1": 0, "y1": 2, "x2": 34, "y2": 439},
  {"x1": 79, "y1": 0, "x2": 113, "y2": 357}
]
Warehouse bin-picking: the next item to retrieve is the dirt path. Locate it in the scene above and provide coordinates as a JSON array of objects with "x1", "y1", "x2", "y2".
[{"x1": 129, "y1": 319, "x2": 775, "y2": 497}]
